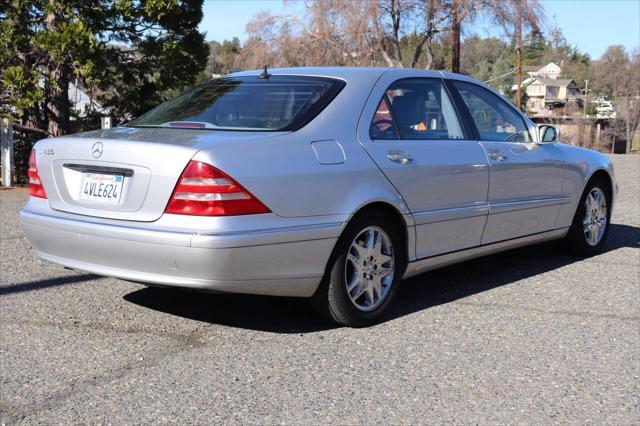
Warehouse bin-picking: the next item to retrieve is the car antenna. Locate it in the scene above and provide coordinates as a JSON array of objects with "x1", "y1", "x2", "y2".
[{"x1": 258, "y1": 65, "x2": 271, "y2": 79}]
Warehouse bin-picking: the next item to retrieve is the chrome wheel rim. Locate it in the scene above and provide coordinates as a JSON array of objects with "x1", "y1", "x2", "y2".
[
  {"x1": 583, "y1": 187, "x2": 607, "y2": 246},
  {"x1": 344, "y1": 226, "x2": 395, "y2": 312}
]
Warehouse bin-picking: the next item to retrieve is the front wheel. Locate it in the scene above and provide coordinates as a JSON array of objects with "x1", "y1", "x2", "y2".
[
  {"x1": 564, "y1": 177, "x2": 611, "y2": 256},
  {"x1": 312, "y1": 211, "x2": 405, "y2": 327}
]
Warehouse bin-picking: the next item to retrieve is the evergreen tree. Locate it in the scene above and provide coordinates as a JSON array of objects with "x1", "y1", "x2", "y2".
[{"x1": 0, "y1": 0, "x2": 209, "y2": 135}]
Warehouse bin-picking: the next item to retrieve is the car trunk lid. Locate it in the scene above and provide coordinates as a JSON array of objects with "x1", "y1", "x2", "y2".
[{"x1": 37, "y1": 127, "x2": 212, "y2": 222}]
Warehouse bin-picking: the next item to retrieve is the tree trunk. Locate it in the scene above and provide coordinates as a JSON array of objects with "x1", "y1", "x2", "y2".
[
  {"x1": 451, "y1": 6, "x2": 461, "y2": 73},
  {"x1": 381, "y1": 48, "x2": 402, "y2": 68},
  {"x1": 379, "y1": 33, "x2": 403, "y2": 68},
  {"x1": 411, "y1": 35, "x2": 428, "y2": 68},
  {"x1": 46, "y1": 64, "x2": 71, "y2": 136},
  {"x1": 424, "y1": 39, "x2": 434, "y2": 70},
  {"x1": 422, "y1": 0, "x2": 438, "y2": 70},
  {"x1": 45, "y1": 3, "x2": 71, "y2": 136},
  {"x1": 515, "y1": 4, "x2": 523, "y2": 110},
  {"x1": 391, "y1": 0, "x2": 402, "y2": 66},
  {"x1": 626, "y1": 104, "x2": 632, "y2": 154}
]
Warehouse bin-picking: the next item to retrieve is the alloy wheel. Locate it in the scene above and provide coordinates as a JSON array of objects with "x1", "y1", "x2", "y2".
[
  {"x1": 344, "y1": 226, "x2": 395, "y2": 312},
  {"x1": 583, "y1": 187, "x2": 608, "y2": 246}
]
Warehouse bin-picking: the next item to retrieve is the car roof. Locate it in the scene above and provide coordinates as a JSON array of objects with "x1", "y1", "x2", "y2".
[
  {"x1": 230, "y1": 67, "x2": 481, "y2": 84},
  {"x1": 228, "y1": 67, "x2": 519, "y2": 120}
]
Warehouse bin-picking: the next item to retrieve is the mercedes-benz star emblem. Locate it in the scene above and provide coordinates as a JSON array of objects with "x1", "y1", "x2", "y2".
[{"x1": 91, "y1": 142, "x2": 103, "y2": 159}]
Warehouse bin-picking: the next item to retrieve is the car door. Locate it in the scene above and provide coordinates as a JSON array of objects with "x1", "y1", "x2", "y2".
[
  {"x1": 357, "y1": 73, "x2": 489, "y2": 260},
  {"x1": 449, "y1": 80, "x2": 567, "y2": 245}
]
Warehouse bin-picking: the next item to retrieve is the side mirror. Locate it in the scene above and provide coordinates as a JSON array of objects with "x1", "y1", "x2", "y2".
[{"x1": 537, "y1": 124, "x2": 559, "y2": 143}]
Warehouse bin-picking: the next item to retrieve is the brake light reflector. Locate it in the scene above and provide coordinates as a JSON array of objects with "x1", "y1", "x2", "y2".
[
  {"x1": 165, "y1": 161, "x2": 271, "y2": 216},
  {"x1": 28, "y1": 150, "x2": 46, "y2": 198}
]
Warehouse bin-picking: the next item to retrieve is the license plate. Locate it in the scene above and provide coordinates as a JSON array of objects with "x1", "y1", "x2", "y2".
[{"x1": 80, "y1": 173, "x2": 124, "y2": 204}]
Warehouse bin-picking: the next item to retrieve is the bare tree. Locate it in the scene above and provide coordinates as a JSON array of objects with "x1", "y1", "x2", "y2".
[
  {"x1": 301, "y1": 0, "x2": 380, "y2": 66},
  {"x1": 449, "y1": 0, "x2": 543, "y2": 74},
  {"x1": 595, "y1": 47, "x2": 640, "y2": 153},
  {"x1": 486, "y1": 0, "x2": 543, "y2": 40},
  {"x1": 242, "y1": 0, "x2": 450, "y2": 70},
  {"x1": 241, "y1": 1, "x2": 373, "y2": 68},
  {"x1": 594, "y1": 46, "x2": 636, "y2": 98},
  {"x1": 240, "y1": 12, "x2": 306, "y2": 68},
  {"x1": 414, "y1": 0, "x2": 451, "y2": 69},
  {"x1": 372, "y1": 0, "x2": 450, "y2": 68}
]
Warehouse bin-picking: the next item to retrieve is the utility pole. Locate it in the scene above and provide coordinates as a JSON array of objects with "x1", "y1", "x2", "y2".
[
  {"x1": 583, "y1": 79, "x2": 589, "y2": 117},
  {"x1": 451, "y1": 0, "x2": 461, "y2": 74},
  {"x1": 516, "y1": 5, "x2": 523, "y2": 110}
]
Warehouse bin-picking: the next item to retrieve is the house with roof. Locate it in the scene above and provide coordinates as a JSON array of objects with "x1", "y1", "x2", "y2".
[
  {"x1": 524, "y1": 62, "x2": 562, "y2": 79},
  {"x1": 525, "y1": 77, "x2": 582, "y2": 116},
  {"x1": 512, "y1": 62, "x2": 563, "y2": 92},
  {"x1": 69, "y1": 80, "x2": 108, "y2": 118}
]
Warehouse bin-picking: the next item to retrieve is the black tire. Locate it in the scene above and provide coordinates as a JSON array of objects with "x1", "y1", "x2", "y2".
[
  {"x1": 311, "y1": 210, "x2": 406, "y2": 327},
  {"x1": 563, "y1": 176, "x2": 612, "y2": 256}
]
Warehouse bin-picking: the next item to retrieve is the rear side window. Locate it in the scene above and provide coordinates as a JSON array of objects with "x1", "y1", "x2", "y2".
[
  {"x1": 370, "y1": 78, "x2": 465, "y2": 141},
  {"x1": 451, "y1": 81, "x2": 531, "y2": 142},
  {"x1": 128, "y1": 76, "x2": 345, "y2": 131},
  {"x1": 369, "y1": 97, "x2": 399, "y2": 140}
]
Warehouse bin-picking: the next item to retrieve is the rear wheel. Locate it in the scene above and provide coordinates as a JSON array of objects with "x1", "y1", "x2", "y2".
[
  {"x1": 564, "y1": 177, "x2": 611, "y2": 256},
  {"x1": 312, "y1": 211, "x2": 405, "y2": 327}
]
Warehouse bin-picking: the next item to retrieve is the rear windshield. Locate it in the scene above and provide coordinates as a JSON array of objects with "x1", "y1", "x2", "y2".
[{"x1": 127, "y1": 75, "x2": 345, "y2": 131}]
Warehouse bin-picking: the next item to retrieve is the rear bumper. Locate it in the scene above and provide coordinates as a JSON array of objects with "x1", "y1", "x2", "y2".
[{"x1": 20, "y1": 203, "x2": 344, "y2": 297}]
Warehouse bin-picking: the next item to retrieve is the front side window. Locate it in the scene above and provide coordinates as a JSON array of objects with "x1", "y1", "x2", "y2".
[
  {"x1": 128, "y1": 76, "x2": 345, "y2": 131},
  {"x1": 452, "y1": 81, "x2": 531, "y2": 142},
  {"x1": 369, "y1": 78, "x2": 465, "y2": 141}
]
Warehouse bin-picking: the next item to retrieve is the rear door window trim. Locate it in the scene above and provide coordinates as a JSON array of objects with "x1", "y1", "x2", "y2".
[{"x1": 369, "y1": 77, "x2": 474, "y2": 142}]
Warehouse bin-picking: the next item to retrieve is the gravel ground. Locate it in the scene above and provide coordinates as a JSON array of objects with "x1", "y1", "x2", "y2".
[{"x1": 1, "y1": 155, "x2": 638, "y2": 424}]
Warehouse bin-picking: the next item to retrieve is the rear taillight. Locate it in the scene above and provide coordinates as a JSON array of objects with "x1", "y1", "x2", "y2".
[
  {"x1": 28, "y1": 150, "x2": 46, "y2": 198},
  {"x1": 165, "y1": 160, "x2": 271, "y2": 216}
]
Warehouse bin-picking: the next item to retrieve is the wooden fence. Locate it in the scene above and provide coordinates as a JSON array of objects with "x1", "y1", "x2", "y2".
[{"x1": 530, "y1": 116, "x2": 634, "y2": 154}]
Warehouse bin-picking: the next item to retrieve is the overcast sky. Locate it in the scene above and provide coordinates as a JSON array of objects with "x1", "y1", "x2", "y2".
[{"x1": 198, "y1": 0, "x2": 640, "y2": 60}]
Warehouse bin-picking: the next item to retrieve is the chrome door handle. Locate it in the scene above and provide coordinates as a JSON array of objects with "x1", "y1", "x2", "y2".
[
  {"x1": 488, "y1": 151, "x2": 508, "y2": 161},
  {"x1": 387, "y1": 150, "x2": 413, "y2": 164}
]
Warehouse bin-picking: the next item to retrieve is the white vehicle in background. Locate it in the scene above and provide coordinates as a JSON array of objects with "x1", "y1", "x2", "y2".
[{"x1": 593, "y1": 97, "x2": 617, "y2": 118}]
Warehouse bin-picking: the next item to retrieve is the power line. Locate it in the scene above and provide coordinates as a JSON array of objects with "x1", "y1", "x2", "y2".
[{"x1": 483, "y1": 68, "x2": 517, "y2": 84}]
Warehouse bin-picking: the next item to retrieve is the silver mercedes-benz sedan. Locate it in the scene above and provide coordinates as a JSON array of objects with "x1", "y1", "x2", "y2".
[{"x1": 22, "y1": 67, "x2": 616, "y2": 326}]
